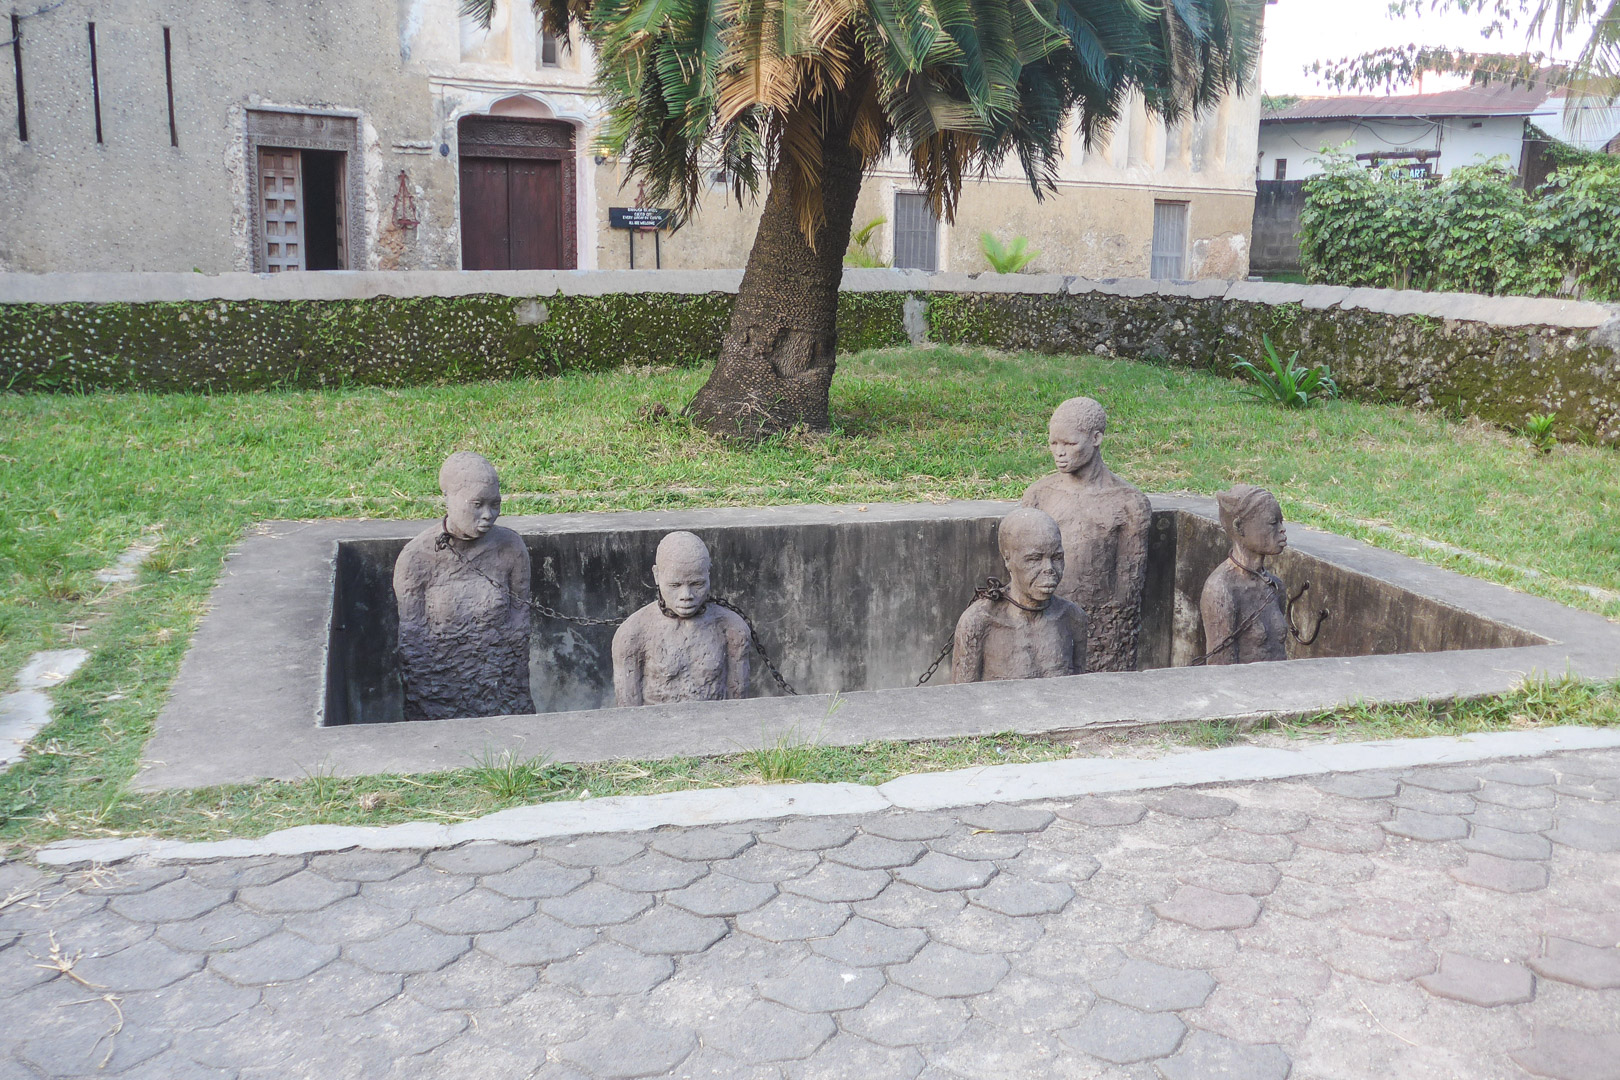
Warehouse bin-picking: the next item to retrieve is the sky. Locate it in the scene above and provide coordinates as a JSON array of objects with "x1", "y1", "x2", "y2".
[{"x1": 1261, "y1": 0, "x2": 1581, "y2": 96}]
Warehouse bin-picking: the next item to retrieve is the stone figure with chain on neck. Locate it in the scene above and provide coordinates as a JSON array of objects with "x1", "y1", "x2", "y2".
[
  {"x1": 1199, "y1": 484, "x2": 1293, "y2": 665},
  {"x1": 952, "y1": 507, "x2": 1088, "y2": 683},
  {"x1": 1021, "y1": 397, "x2": 1152, "y2": 672},
  {"x1": 612, "y1": 531, "x2": 751, "y2": 706},
  {"x1": 392, "y1": 452, "x2": 534, "y2": 720}
]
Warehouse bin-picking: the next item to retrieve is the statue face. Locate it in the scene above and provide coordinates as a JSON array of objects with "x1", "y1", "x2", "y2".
[
  {"x1": 1006, "y1": 532, "x2": 1065, "y2": 606},
  {"x1": 1048, "y1": 418, "x2": 1103, "y2": 475},
  {"x1": 446, "y1": 482, "x2": 501, "y2": 540},
  {"x1": 1236, "y1": 500, "x2": 1287, "y2": 557},
  {"x1": 655, "y1": 554, "x2": 711, "y2": 618}
]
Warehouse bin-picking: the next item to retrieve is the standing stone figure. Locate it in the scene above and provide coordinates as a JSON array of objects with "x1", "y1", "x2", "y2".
[
  {"x1": 1021, "y1": 397, "x2": 1152, "y2": 672},
  {"x1": 612, "y1": 531, "x2": 751, "y2": 706},
  {"x1": 952, "y1": 508, "x2": 1088, "y2": 683},
  {"x1": 393, "y1": 452, "x2": 534, "y2": 720},
  {"x1": 1199, "y1": 484, "x2": 1290, "y2": 665}
]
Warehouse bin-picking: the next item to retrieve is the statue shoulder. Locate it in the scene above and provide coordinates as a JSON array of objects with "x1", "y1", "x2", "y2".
[
  {"x1": 1050, "y1": 596, "x2": 1088, "y2": 625},
  {"x1": 614, "y1": 602, "x2": 661, "y2": 645},
  {"x1": 955, "y1": 597, "x2": 996, "y2": 632},
  {"x1": 1021, "y1": 474, "x2": 1059, "y2": 506},
  {"x1": 486, "y1": 526, "x2": 529, "y2": 560},
  {"x1": 714, "y1": 605, "x2": 750, "y2": 637},
  {"x1": 393, "y1": 528, "x2": 441, "y2": 580}
]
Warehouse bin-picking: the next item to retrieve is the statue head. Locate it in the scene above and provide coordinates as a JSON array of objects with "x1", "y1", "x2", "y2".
[
  {"x1": 653, "y1": 531, "x2": 712, "y2": 619},
  {"x1": 1216, "y1": 484, "x2": 1287, "y2": 558},
  {"x1": 440, "y1": 451, "x2": 502, "y2": 541},
  {"x1": 998, "y1": 507, "x2": 1065, "y2": 608},
  {"x1": 1047, "y1": 397, "x2": 1108, "y2": 475}
]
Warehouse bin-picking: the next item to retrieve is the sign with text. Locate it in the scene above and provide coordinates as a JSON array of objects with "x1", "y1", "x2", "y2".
[{"x1": 609, "y1": 207, "x2": 672, "y2": 231}]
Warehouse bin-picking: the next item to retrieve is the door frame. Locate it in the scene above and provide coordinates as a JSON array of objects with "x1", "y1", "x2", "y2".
[
  {"x1": 456, "y1": 116, "x2": 578, "y2": 270},
  {"x1": 245, "y1": 109, "x2": 364, "y2": 272}
]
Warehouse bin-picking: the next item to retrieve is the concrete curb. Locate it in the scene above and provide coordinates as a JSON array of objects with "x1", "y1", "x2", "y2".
[{"x1": 34, "y1": 725, "x2": 1620, "y2": 868}]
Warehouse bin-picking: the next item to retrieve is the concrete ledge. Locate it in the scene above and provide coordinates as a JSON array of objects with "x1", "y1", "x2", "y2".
[{"x1": 35, "y1": 725, "x2": 1620, "y2": 867}]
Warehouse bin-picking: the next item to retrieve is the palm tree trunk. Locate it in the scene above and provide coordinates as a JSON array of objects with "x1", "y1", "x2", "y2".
[{"x1": 686, "y1": 112, "x2": 865, "y2": 438}]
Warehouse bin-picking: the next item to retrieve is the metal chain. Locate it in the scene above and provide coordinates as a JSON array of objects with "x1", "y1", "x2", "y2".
[
  {"x1": 1191, "y1": 561, "x2": 1330, "y2": 665},
  {"x1": 709, "y1": 596, "x2": 798, "y2": 697},
  {"x1": 917, "y1": 637, "x2": 954, "y2": 686},
  {"x1": 916, "y1": 578, "x2": 1040, "y2": 685}
]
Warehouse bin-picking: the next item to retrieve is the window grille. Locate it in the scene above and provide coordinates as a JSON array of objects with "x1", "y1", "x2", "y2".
[
  {"x1": 893, "y1": 192, "x2": 938, "y2": 271},
  {"x1": 1150, "y1": 201, "x2": 1188, "y2": 279}
]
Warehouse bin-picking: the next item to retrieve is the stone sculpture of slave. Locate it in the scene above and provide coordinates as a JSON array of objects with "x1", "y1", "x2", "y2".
[
  {"x1": 613, "y1": 531, "x2": 751, "y2": 706},
  {"x1": 1199, "y1": 484, "x2": 1291, "y2": 665},
  {"x1": 393, "y1": 452, "x2": 534, "y2": 721},
  {"x1": 952, "y1": 507, "x2": 1088, "y2": 683},
  {"x1": 1021, "y1": 397, "x2": 1152, "y2": 672}
]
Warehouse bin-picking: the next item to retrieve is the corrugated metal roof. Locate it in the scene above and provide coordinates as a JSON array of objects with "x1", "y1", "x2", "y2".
[{"x1": 1263, "y1": 83, "x2": 1554, "y2": 122}]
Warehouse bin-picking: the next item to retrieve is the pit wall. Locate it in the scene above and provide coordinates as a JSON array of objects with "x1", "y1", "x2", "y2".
[{"x1": 1, "y1": 269, "x2": 1616, "y2": 445}]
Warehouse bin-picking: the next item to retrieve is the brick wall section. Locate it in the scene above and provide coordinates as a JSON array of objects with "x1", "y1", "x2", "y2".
[{"x1": 1249, "y1": 181, "x2": 1305, "y2": 274}]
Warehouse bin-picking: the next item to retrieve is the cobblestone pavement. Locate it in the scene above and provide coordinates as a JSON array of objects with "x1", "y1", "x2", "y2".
[{"x1": 3, "y1": 749, "x2": 1619, "y2": 1080}]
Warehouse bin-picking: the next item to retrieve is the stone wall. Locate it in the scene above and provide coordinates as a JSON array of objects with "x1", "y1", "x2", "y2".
[
  {"x1": 1250, "y1": 180, "x2": 1305, "y2": 274},
  {"x1": 2, "y1": 269, "x2": 1617, "y2": 444}
]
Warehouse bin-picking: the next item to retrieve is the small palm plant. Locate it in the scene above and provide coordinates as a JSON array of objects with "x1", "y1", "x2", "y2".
[
  {"x1": 844, "y1": 217, "x2": 889, "y2": 268},
  {"x1": 980, "y1": 233, "x2": 1040, "y2": 274},
  {"x1": 1233, "y1": 336, "x2": 1340, "y2": 409},
  {"x1": 1524, "y1": 412, "x2": 1558, "y2": 453}
]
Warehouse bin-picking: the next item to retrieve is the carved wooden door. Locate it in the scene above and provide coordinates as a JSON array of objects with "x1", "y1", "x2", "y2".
[
  {"x1": 459, "y1": 156, "x2": 566, "y2": 270},
  {"x1": 259, "y1": 149, "x2": 304, "y2": 272}
]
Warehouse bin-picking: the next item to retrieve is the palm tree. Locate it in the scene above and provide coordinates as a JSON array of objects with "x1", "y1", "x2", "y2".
[{"x1": 466, "y1": 0, "x2": 1260, "y2": 437}]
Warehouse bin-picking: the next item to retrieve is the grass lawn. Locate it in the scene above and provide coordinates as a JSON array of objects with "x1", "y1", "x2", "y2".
[{"x1": 2, "y1": 345, "x2": 1617, "y2": 853}]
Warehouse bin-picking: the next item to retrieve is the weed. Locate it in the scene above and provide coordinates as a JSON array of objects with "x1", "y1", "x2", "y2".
[
  {"x1": 468, "y1": 746, "x2": 555, "y2": 801},
  {"x1": 1177, "y1": 720, "x2": 1243, "y2": 748},
  {"x1": 844, "y1": 217, "x2": 889, "y2": 268},
  {"x1": 1524, "y1": 412, "x2": 1558, "y2": 453},
  {"x1": 980, "y1": 233, "x2": 1040, "y2": 273},
  {"x1": 1233, "y1": 335, "x2": 1340, "y2": 408}
]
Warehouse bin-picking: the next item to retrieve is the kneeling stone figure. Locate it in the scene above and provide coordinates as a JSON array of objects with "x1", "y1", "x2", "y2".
[
  {"x1": 952, "y1": 508, "x2": 1089, "y2": 683},
  {"x1": 613, "y1": 531, "x2": 751, "y2": 706}
]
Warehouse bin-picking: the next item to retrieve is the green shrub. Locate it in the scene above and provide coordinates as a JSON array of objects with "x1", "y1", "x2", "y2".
[
  {"x1": 1233, "y1": 335, "x2": 1339, "y2": 409},
  {"x1": 979, "y1": 233, "x2": 1040, "y2": 273}
]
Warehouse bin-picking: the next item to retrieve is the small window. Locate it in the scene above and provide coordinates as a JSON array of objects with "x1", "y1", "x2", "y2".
[
  {"x1": 1150, "y1": 200, "x2": 1188, "y2": 279},
  {"x1": 1273, "y1": 158, "x2": 1287, "y2": 180},
  {"x1": 539, "y1": 30, "x2": 560, "y2": 67},
  {"x1": 893, "y1": 192, "x2": 938, "y2": 271}
]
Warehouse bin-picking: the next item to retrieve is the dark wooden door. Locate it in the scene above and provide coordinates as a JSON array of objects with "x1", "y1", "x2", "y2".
[{"x1": 460, "y1": 157, "x2": 565, "y2": 270}]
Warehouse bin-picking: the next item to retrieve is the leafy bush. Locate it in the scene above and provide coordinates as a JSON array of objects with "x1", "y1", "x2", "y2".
[
  {"x1": 845, "y1": 217, "x2": 889, "y2": 268},
  {"x1": 1233, "y1": 335, "x2": 1339, "y2": 409},
  {"x1": 980, "y1": 232, "x2": 1040, "y2": 273}
]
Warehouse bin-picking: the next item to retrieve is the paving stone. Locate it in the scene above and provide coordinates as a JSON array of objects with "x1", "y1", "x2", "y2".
[
  {"x1": 1128, "y1": 918, "x2": 1239, "y2": 971},
  {"x1": 1383, "y1": 808, "x2": 1470, "y2": 842},
  {"x1": 1198, "y1": 830, "x2": 1296, "y2": 864},
  {"x1": 1153, "y1": 886, "x2": 1261, "y2": 930},
  {"x1": 597, "y1": 852, "x2": 709, "y2": 892},
  {"x1": 1461, "y1": 825, "x2": 1554, "y2": 861},
  {"x1": 1325, "y1": 930, "x2": 1438, "y2": 982},
  {"x1": 182, "y1": 857, "x2": 304, "y2": 892},
  {"x1": 967, "y1": 875, "x2": 1074, "y2": 916},
  {"x1": 1473, "y1": 781, "x2": 1558, "y2": 809},
  {"x1": 997, "y1": 848, "x2": 1100, "y2": 884},
  {"x1": 108, "y1": 878, "x2": 229, "y2": 924},
  {"x1": 425, "y1": 842, "x2": 533, "y2": 875},
  {"x1": 474, "y1": 913, "x2": 596, "y2": 965},
  {"x1": 347, "y1": 993, "x2": 470, "y2": 1057},
  {"x1": 540, "y1": 881, "x2": 655, "y2": 926},
  {"x1": 861, "y1": 812, "x2": 957, "y2": 841},
  {"x1": 810, "y1": 916, "x2": 927, "y2": 966},
  {"x1": 101, "y1": 1052, "x2": 238, "y2": 1080},
  {"x1": 1043, "y1": 899, "x2": 1158, "y2": 946},
  {"x1": 49, "y1": 911, "x2": 153, "y2": 958},
  {"x1": 280, "y1": 893, "x2": 412, "y2": 943},
  {"x1": 236, "y1": 870, "x2": 358, "y2": 914},
  {"x1": 930, "y1": 904, "x2": 1046, "y2": 954},
  {"x1": 1225, "y1": 806, "x2": 1310, "y2": 834},
  {"x1": 1132, "y1": 816, "x2": 1225, "y2": 848},
  {"x1": 545, "y1": 942, "x2": 674, "y2": 995},
  {"x1": 1176, "y1": 860, "x2": 1281, "y2": 897},
  {"x1": 890, "y1": 941, "x2": 1010, "y2": 998},
  {"x1": 18, "y1": 1003, "x2": 173, "y2": 1075},
  {"x1": 209, "y1": 930, "x2": 340, "y2": 984},
  {"x1": 346, "y1": 922, "x2": 470, "y2": 974},
  {"x1": 257, "y1": 958, "x2": 401, "y2": 1020},
  {"x1": 607, "y1": 906, "x2": 728, "y2": 955},
  {"x1": 782, "y1": 862, "x2": 891, "y2": 903},
  {"x1": 1481, "y1": 764, "x2": 1558, "y2": 786},
  {"x1": 1211, "y1": 950, "x2": 1332, "y2": 1000},
  {"x1": 1416, "y1": 952, "x2": 1536, "y2": 1006},
  {"x1": 1314, "y1": 773, "x2": 1401, "y2": 799},
  {"x1": 785, "y1": 1033, "x2": 924, "y2": 1080},
  {"x1": 759, "y1": 954, "x2": 886, "y2": 1012},
  {"x1": 361, "y1": 865, "x2": 476, "y2": 909},
  {"x1": 542, "y1": 835, "x2": 647, "y2": 866},
  {"x1": 1345, "y1": 899, "x2": 1450, "y2": 941},
  {"x1": 827, "y1": 834, "x2": 926, "y2": 870},
  {"x1": 1312, "y1": 793, "x2": 1394, "y2": 824},
  {"x1": 1469, "y1": 803, "x2": 1555, "y2": 833},
  {"x1": 1401, "y1": 769, "x2": 1482, "y2": 794},
  {"x1": 1529, "y1": 936, "x2": 1620, "y2": 989},
  {"x1": 842, "y1": 985, "x2": 970, "y2": 1048},
  {"x1": 1546, "y1": 817, "x2": 1620, "y2": 853},
  {"x1": 666, "y1": 874, "x2": 777, "y2": 917},
  {"x1": 854, "y1": 883, "x2": 968, "y2": 929},
  {"x1": 1154, "y1": 791, "x2": 1238, "y2": 819},
  {"x1": 154, "y1": 904, "x2": 281, "y2": 953},
  {"x1": 760, "y1": 820, "x2": 857, "y2": 851},
  {"x1": 1562, "y1": 801, "x2": 1620, "y2": 827},
  {"x1": 307, "y1": 849, "x2": 422, "y2": 881},
  {"x1": 405, "y1": 947, "x2": 539, "y2": 1009},
  {"x1": 482, "y1": 858, "x2": 591, "y2": 899},
  {"x1": 1451, "y1": 852, "x2": 1551, "y2": 893},
  {"x1": 1394, "y1": 787, "x2": 1476, "y2": 816},
  {"x1": 956, "y1": 805, "x2": 1056, "y2": 832},
  {"x1": 1511, "y1": 1025, "x2": 1620, "y2": 1080},
  {"x1": 737, "y1": 893, "x2": 850, "y2": 942},
  {"x1": 556, "y1": 1017, "x2": 697, "y2": 1079},
  {"x1": 416, "y1": 887, "x2": 533, "y2": 934},
  {"x1": 713, "y1": 843, "x2": 822, "y2": 882},
  {"x1": 703, "y1": 998, "x2": 837, "y2": 1062},
  {"x1": 1057, "y1": 797, "x2": 1148, "y2": 826},
  {"x1": 1058, "y1": 1001, "x2": 1186, "y2": 1063},
  {"x1": 1091, "y1": 958, "x2": 1215, "y2": 1011},
  {"x1": 72, "y1": 937, "x2": 204, "y2": 991},
  {"x1": 1156, "y1": 1030, "x2": 1291, "y2": 1080},
  {"x1": 894, "y1": 852, "x2": 998, "y2": 892},
  {"x1": 82, "y1": 864, "x2": 186, "y2": 896},
  {"x1": 1552, "y1": 782, "x2": 1615, "y2": 802},
  {"x1": 648, "y1": 826, "x2": 755, "y2": 861},
  {"x1": 1183, "y1": 986, "x2": 1311, "y2": 1047},
  {"x1": 931, "y1": 831, "x2": 1028, "y2": 861},
  {"x1": 1278, "y1": 847, "x2": 1377, "y2": 886},
  {"x1": 1541, "y1": 908, "x2": 1620, "y2": 949},
  {"x1": 969, "y1": 970, "x2": 1093, "y2": 1030}
]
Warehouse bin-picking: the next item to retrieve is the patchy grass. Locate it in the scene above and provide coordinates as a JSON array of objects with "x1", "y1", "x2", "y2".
[{"x1": 1, "y1": 345, "x2": 1617, "y2": 852}]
